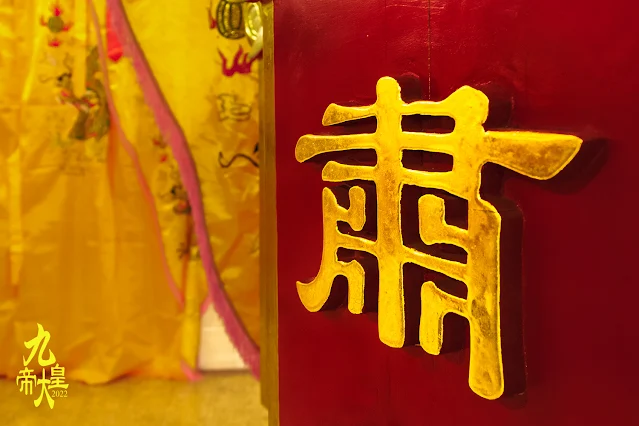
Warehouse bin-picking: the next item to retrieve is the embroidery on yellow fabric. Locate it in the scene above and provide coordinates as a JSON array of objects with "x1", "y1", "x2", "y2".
[
  {"x1": 119, "y1": 0, "x2": 261, "y2": 354},
  {"x1": 0, "y1": 0, "x2": 187, "y2": 383},
  {"x1": 39, "y1": 1, "x2": 74, "y2": 47}
]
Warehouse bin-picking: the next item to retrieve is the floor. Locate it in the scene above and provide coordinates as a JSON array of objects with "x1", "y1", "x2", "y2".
[
  {"x1": 0, "y1": 372, "x2": 268, "y2": 426},
  {"x1": 198, "y1": 306, "x2": 247, "y2": 371}
]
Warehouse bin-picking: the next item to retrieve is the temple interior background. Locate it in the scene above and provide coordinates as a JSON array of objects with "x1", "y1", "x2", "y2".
[{"x1": 0, "y1": 0, "x2": 265, "y2": 424}]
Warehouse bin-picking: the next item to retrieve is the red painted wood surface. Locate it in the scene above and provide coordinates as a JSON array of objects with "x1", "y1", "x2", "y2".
[{"x1": 274, "y1": 1, "x2": 638, "y2": 424}]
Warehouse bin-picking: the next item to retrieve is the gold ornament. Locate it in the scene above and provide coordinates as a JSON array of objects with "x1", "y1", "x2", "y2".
[
  {"x1": 216, "y1": 0, "x2": 246, "y2": 40},
  {"x1": 243, "y1": 2, "x2": 263, "y2": 59}
]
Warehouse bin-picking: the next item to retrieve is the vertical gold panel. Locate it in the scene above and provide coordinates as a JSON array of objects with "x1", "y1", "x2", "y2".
[{"x1": 259, "y1": 1, "x2": 279, "y2": 425}]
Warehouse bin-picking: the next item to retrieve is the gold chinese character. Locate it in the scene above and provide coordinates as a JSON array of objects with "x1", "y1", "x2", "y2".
[
  {"x1": 49, "y1": 364, "x2": 69, "y2": 390},
  {"x1": 34, "y1": 369, "x2": 54, "y2": 409},
  {"x1": 295, "y1": 77, "x2": 582, "y2": 400},
  {"x1": 16, "y1": 367, "x2": 37, "y2": 396},
  {"x1": 23, "y1": 323, "x2": 56, "y2": 367}
]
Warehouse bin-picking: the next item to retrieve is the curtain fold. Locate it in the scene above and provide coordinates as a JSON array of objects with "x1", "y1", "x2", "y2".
[
  {"x1": 0, "y1": 0, "x2": 190, "y2": 383},
  {"x1": 106, "y1": 0, "x2": 261, "y2": 376},
  {"x1": 0, "y1": 0, "x2": 260, "y2": 382}
]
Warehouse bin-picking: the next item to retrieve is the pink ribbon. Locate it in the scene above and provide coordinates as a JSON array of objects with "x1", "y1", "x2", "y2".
[{"x1": 103, "y1": 0, "x2": 260, "y2": 378}]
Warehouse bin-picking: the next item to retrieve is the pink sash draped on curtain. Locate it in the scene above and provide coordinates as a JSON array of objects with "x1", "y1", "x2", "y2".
[{"x1": 102, "y1": 0, "x2": 260, "y2": 378}]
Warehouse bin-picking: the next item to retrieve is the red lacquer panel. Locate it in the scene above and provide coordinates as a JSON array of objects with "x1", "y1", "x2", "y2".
[{"x1": 274, "y1": 1, "x2": 639, "y2": 424}]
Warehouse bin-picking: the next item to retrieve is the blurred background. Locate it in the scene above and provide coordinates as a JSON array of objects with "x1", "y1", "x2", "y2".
[{"x1": 0, "y1": 0, "x2": 266, "y2": 424}]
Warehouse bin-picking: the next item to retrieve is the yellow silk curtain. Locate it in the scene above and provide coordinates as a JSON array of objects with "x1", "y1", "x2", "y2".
[
  {"x1": 108, "y1": 53, "x2": 210, "y2": 376},
  {"x1": 0, "y1": 0, "x2": 196, "y2": 383},
  {"x1": 0, "y1": 0, "x2": 260, "y2": 383},
  {"x1": 120, "y1": 0, "x2": 261, "y2": 346}
]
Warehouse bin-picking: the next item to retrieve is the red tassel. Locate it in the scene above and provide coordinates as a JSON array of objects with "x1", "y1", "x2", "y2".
[{"x1": 106, "y1": 9, "x2": 123, "y2": 62}]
